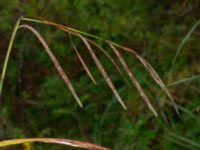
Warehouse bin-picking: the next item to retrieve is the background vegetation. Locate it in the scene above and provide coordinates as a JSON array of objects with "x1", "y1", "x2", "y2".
[{"x1": 0, "y1": 0, "x2": 200, "y2": 149}]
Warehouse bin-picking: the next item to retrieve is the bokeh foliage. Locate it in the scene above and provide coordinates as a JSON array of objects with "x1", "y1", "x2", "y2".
[{"x1": 0, "y1": 0, "x2": 200, "y2": 149}]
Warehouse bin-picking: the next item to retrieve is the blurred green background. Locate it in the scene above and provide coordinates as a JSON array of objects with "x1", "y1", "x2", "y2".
[{"x1": 0, "y1": 0, "x2": 200, "y2": 149}]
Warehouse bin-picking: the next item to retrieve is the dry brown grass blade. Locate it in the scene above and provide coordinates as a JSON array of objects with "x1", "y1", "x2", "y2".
[
  {"x1": 108, "y1": 42, "x2": 158, "y2": 116},
  {"x1": 18, "y1": 24, "x2": 83, "y2": 108},
  {"x1": 69, "y1": 33, "x2": 97, "y2": 84},
  {"x1": 0, "y1": 138, "x2": 110, "y2": 150},
  {"x1": 113, "y1": 43, "x2": 179, "y2": 114},
  {"x1": 77, "y1": 34, "x2": 126, "y2": 109}
]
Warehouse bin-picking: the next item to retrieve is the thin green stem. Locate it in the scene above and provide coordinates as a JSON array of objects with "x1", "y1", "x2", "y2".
[
  {"x1": 172, "y1": 18, "x2": 200, "y2": 67},
  {"x1": 21, "y1": 17, "x2": 104, "y2": 41},
  {"x1": 167, "y1": 74, "x2": 200, "y2": 87},
  {"x1": 168, "y1": 18, "x2": 200, "y2": 83},
  {"x1": 0, "y1": 17, "x2": 21, "y2": 95}
]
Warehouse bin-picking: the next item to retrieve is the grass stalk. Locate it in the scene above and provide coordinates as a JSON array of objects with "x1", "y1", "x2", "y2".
[
  {"x1": 0, "y1": 138, "x2": 109, "y2": 150},
  {"x1": 172, "y1": 18, "x2": 200, "y2": 67},
  {"x1": 0, "y1": 17, "x2": 21, "y2": 96}
]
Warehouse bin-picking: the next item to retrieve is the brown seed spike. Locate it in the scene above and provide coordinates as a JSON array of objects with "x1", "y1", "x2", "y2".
[
  {"x1": 69, "y1": 33, "x2": 97, "y2": 85},
  {"x1": 18, "y1": 24, "x2": 83, "y2": 108},
  {"x1": 87, "y1": 39, "x2": 129, "y2": 85},
  {"x1": 108, "y1": 41, "x2": 158, "y2": 117},
  {"x1": 56, "y1": 26, "x2": 129, "y2": 87},
  {"x1": 78, "y1": 34, "x2": 127, "y2": 109},
  {"x1": 113, "y1": 43, "x2": 179, "y2": 115}
]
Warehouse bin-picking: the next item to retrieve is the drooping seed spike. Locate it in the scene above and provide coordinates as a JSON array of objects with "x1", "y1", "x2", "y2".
[
  {"x1": 19, "y1": 24, "x2": 83, "y2": 108},
  {"x1": 78, "y1": 35, "x2": 126, "y2": 109},
  {"x1": 108, "y1": 41, "x2": 157, "y2": 116}
]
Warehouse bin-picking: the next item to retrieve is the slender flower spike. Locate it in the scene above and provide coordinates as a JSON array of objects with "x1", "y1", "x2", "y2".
[
  {"x1": 108, "y1": 41, "x2": 157, "y2": 116},
  {"x1": 18, "y1": 25, "x2": 83, "y2": 108}
]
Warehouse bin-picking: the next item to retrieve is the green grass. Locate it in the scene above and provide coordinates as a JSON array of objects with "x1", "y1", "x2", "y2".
[{"x1": 1, "y1": 1, "x2": 200, "y2": 150}]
